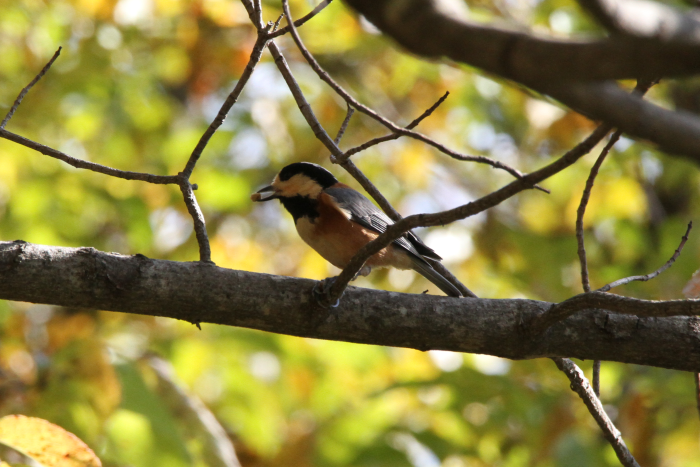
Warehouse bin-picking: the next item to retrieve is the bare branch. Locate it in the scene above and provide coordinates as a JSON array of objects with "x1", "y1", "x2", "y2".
[
  {"x1": 592, "y1": 360, "x2": 601, "y2": 398},
  {"x1": 576, "y1": 130, "x2": 622, "y2": 293},
  {"x1": 268, "y1": 0, "x2": 334, "y2": 39},
  {"x1": 3, "y1": 240, "x2": 700, "y2": 372},
  {"x1": 182, "y1": 31, "x2": 269, "y2": 178},
  {"x1": 531, "y1": 290, "x2": 700, "y2": 335},
  {"x1": 551, "y1": 358, "x2": 640, "y2": 467},
  {"x1": 252, "y1": 0, "x2": 264, "y2": 29},
  {"x1": 334, "y1": 104, "x2": 355, "y2": 145},
  {"x1": 345, "y1": 0, "x2": 700, "y2": 83},
  {"x1": 540, "y1": 80, "x2": 700, "y2": 163},
  {"x1": 268, "y1": 42, "x2": 343, "y2": 158},
  {"x1": 178, "y1": 179, "x2": 212, "y2": 263},
  {"x1": 1, "y1": 47, "x2": 62, "y2": 129},
  {"x1": 0, "y1": 48, "x2": 216, "y2": 262},
  {"x1": 0, "y1": 129, "x2": 179, "y2": 184},
  {"x1": 595, "y1": 221, "x2": 692, "y2": 292},
  {"x1": 339, "y1": 92, "x2": 451, "y2": 158}
]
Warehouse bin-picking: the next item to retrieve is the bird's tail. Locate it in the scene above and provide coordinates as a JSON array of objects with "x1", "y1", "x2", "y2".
[{"x1": 410, "y1": 258, "x2": 462, "y2": 297}]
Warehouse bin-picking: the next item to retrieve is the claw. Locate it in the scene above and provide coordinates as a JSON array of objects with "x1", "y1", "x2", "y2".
[{"x1": 312, "y1": 276, "x2": 343, "y2": 307}]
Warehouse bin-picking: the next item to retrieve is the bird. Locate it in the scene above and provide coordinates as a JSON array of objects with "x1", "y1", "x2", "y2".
[{"x1": 251, "y1": 162, "x2": 462, "y2": 297}]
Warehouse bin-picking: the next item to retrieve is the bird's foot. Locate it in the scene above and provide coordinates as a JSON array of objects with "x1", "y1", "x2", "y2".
[{"x1": 312, "y1": 276, "x2": 343, "y2": 307}]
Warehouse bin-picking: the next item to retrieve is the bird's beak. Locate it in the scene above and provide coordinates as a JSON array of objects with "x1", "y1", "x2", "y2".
[{"x1": 251, "y1": 185, "x2": 278, "y2": 202}]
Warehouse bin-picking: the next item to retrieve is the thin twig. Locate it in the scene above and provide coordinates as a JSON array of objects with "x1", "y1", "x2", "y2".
[
  {"x1": 572, "y1": 79, "x2": 656, "y2": 395},
  {"x1": 577, "y1": 129, "x2": 623, "y2": 293},
  {"x1": 334, "y1": 104, "x2": 355, "y2": 145},
  {"x1": 323, "y1": 123, "x2": 615, "y2": 304},
  {"x1": 279, "y1": 2, "x2": 542, "y2": 187},
  {"x1": 1, "y1": 47, "x2": 62, "y2": 129},
  {"x1": 551, "y1": 357, "x2": 640, "y2": 467},
  {"x1": 532, "y1": 219, "x2": 693, "y2": 332},
  {"x1": 407, "y1": 91, "x2": 450, "y2": 129},
  {"x1": 596, "y1": 221, "x2": 692, "y2": 292},
  {"x1": 576, "y1": 130, "x2": 622, "y2": 398},
  {"x1": 0, "y1": 129, "x2": 178, "y2": 184},
  {"x1": 178, "y1": 178, "x2": 212, "y2": 263},
  {"x1": 0, "y1": 46, "x2": 217, "y2": 262},
  {"x1": 182, "y1": 31, "x2": 269, "y2": 178},
  {"x1": 252, "y1": 0, "x2": 264, "y2": 28},
  {"x1": 339, "y1": 92, "x2": 451, "y2": 164},
  {"x1": 269, "y1": 41, "x2": 343, "y2": 159},
  {"x1": 338, "y1": 90, "x2": 446, "y2": 151},
  {"x1": 267, "y1": 0, "x2": 334, "y2": 39},
  {"x1": 592, "y1": 360, "x2": 601, "y2": 397}
]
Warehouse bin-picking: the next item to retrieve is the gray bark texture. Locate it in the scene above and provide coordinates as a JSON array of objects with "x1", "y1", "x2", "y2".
[{"x1": 2, "y1": 240, "x2": 699, "y2": 372}]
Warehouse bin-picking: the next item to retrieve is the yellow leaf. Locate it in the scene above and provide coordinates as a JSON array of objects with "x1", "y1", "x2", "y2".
[{"x1": 0, "y1": 415, "x2": 101, "y2": 467}]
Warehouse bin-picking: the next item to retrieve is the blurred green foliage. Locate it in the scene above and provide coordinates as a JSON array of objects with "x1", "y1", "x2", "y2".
[{"x1": 1, "y1": 0, "x2": 700, "y2": 465}]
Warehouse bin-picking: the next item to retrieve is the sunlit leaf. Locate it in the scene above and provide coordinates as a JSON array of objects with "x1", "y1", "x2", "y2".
[{"x1": 0, "y1": 415, "x2": 101, "y2": 467}]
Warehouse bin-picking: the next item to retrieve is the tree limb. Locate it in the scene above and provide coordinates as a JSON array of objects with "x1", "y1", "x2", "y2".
[
  {"x1": 2, "y1": 240, "x2": 700, "y2": 372},
  {"x1": 342, "y1": 0, "x2": 700, "y2": 162},
  {"x1": 343, "y1": 0, "x2": 700, "y2": 82}
]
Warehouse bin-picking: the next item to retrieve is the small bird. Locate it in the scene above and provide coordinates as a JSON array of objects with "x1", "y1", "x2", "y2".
[{"x1": 251, "y1": 162, "x2": 462, "y2": 297}]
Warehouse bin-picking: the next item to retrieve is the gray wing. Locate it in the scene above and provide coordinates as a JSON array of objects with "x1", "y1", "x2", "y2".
[{"x1": 325, "y1": 187, "x2": 442, "y2": 262}]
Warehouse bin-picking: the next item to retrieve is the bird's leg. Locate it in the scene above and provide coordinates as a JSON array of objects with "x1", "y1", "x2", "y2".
[
  {"x1": 312, "y1": 276, "x2": 342, "y2": 307},
  {"x1": 312, "y1": 266, "x2": 370, "y2": 307}
]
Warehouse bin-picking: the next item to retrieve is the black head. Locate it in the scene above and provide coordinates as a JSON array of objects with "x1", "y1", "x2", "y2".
[{"x1": 278, "y1": 162, "x2": 338, "y2": 189}]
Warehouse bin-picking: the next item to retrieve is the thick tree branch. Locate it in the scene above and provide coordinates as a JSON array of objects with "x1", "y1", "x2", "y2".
[
  {"x1": 343, "y1": 0, "x2": 700, "y2": 82},
  {"x1": 542, "y1": 81, "x2": 700, "y2": 162},
  {"x1": 343, "y1": 0, "x2": 700, "y2": 162},
  {"x1": 2, "y1": 241, "x2": 700, "y2": 372}
]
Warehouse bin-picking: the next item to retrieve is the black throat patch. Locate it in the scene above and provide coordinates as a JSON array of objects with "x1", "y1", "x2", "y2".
[{"x1": 279, "y1": 195, "x2": 319, "y2": 223}]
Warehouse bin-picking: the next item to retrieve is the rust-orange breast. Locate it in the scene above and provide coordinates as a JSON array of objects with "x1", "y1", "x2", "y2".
[{"x1": 295, "y1": 192, "x2": 411, "y2": 270}]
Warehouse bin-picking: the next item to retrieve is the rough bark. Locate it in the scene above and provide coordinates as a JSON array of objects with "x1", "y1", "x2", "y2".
[{"x1": 2, "y1": 241, "x2": 699, "y2": 372}]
